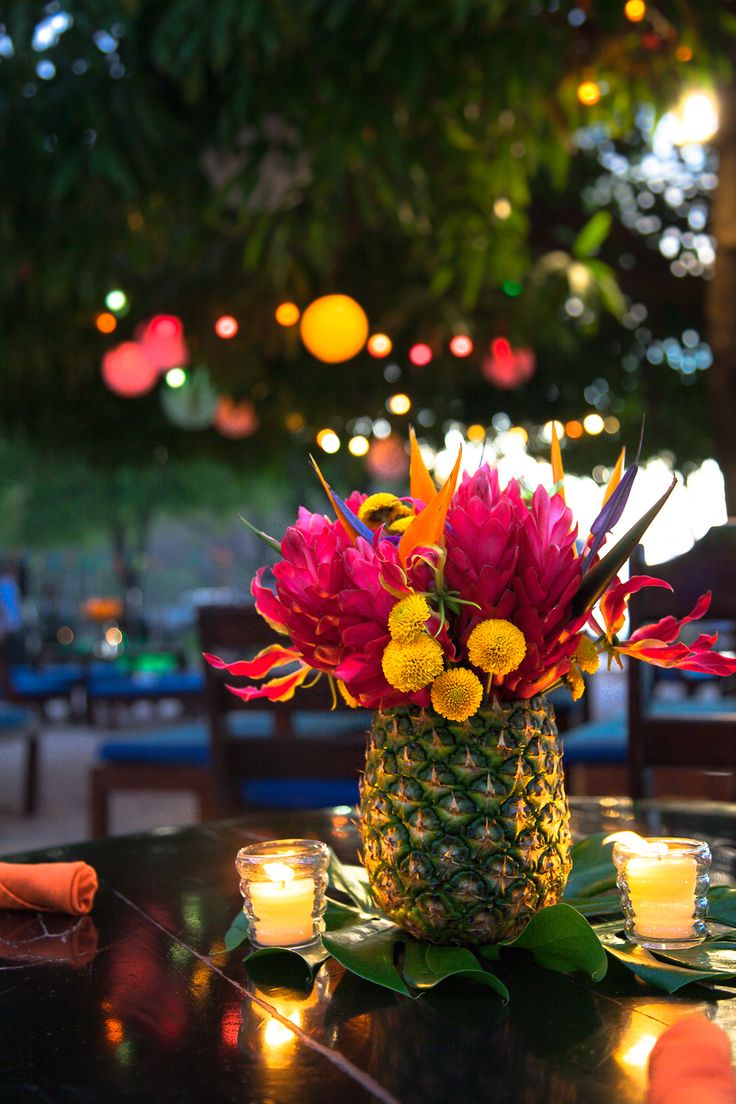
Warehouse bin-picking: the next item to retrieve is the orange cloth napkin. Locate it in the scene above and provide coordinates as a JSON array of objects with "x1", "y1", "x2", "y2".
[
  {"x1": 0, "y1": 861, "x2": 98, "y2": 915},
  {"x1": 648, "y1": 1016, "x2": 736, "y2": 1104}
]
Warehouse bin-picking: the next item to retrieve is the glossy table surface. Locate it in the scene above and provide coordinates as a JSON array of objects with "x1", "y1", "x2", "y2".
[{"x1": 1, "y1": 799, "x2": 735, "y2": 1104}]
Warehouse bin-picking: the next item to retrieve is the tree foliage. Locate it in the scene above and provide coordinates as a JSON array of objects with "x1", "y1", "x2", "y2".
[{"x1": 1, "y1": 0, "x2": 734, "y2": 475}]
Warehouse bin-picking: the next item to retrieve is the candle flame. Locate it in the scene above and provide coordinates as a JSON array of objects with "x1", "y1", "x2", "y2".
[
  {"x1": 263, "y1": 862, "x2": 296, "y2": 884},
  {"x1": 263, "y1": 1010, "x2": 301, "y2": 1049},
  {"x1": 603, "y1": 831, "x2": 669, "y2": 857}
]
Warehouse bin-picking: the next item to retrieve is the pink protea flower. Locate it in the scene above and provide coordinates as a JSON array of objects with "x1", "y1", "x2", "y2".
[{"x1": 445, "y1": 466, "x2": 584, "y2": 698}]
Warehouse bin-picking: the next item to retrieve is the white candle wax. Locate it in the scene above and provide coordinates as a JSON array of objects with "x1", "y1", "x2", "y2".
[
  {"x1": 249, "y1": 863, "x2": 316, "y2": 947},
  {"x1": 626, "y1": 851, "x2": 697, "y2": 940}
]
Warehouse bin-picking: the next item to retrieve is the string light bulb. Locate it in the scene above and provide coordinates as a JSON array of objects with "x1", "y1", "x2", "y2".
[
  {"x1": 105, "y1": 290, "x2": 127, "y2": 312},
  {"x1": 95, "y1": 312, "x2": 117, "y2": 334},
  {"x1": 215, "y1": 315, "x2": 238, "y2": 339},
  {"x1": 449, "y1": 335, "x2": 473, "y2": 357},
  {"x1": 316, "y1": 428, "x2": 340, "y2": 453},
  {"x1": 409, "y1": 343, "x2": 432, "y2": 367},
  {"x1": 624, "y1": 0, "x2": 646, "y2": 22},
  {"x1": 367, "y1": 333, "x2": 393, "y2": 358},
  {"x1": 387, "y1": 393, "x2": 411, "y2": 415},
  {"x1": 348, "y1": 435, "x2": 370, "y2": 456},
  {"x1": 275, "y1": 302, "x2": 300, "y2": 327},
  {"x1": 577, "y1": 81, "x2": 601, "y2": 106},
  {"x1": 165, "y1": 367, "x2": 187, "y2": 388}
]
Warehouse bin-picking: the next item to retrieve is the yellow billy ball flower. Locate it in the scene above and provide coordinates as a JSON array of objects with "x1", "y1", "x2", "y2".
[
  {"x1": 388, "y1": 593, "x2": 432, "y2": 643},
  {"x1": 575, "y1": 634, "x2": 600, "y2": 675},
  {"x1": 566, "y1": 666, "x2": 586, "y2": 702},
  {"x1": 467, "y1": 619, "x2": 527, "y2": 677},
  {"x1": 387, "y1": 514, "x2": 414, "y2": 534},
  {"x1": 431, "y1": 668, "x2": 484, "y2": 722},
  {"x1": 358, "y1": 493, "x2": 414, "y2": 531},
  {"x1": 382, "y1": 636, "x2": 444, "y2": 693}
]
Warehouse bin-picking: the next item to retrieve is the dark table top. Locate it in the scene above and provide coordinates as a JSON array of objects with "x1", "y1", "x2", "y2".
[{"x1": 1, "y1": 798, "x2": 736, "y2": 1104}]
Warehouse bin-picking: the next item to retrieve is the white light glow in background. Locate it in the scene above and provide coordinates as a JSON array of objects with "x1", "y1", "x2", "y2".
[{"x1": 428, "y1": 432, "x2": 727, "y2": 565}]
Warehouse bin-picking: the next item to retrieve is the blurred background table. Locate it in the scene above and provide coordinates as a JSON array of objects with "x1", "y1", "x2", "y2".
[{"x1": 1, "y1": 798, "x2": 735, "y2": 1104}]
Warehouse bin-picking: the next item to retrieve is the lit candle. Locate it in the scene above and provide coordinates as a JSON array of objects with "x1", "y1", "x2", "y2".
[
  {"x1": 608, "y1": 833, "x2": 711, "y2": 950},
  {"x1": 249, "y1": 863, "x2": 316, "y2": 948},
  {"x1": 235, "y1": 839, "x2": 330, "y2": 949}
]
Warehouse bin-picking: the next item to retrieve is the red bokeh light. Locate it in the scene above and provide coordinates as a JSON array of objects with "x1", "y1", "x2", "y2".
[
  {"x1": 449, "y1": 335, "x2": 473, "y2": 357},
  {"x1": 214, "y1": 396, "x2": 259, "y2": 439},
  {"x1": 481, "y1": 338, "x2": 536, "y2": 390},
  {"x1": 101, "y1": 343, "x2": 159, "y2": 397},
  {"x1": 215, "y1": 315, "x2": 238, "y2": 339},
  {"x1": 139, "y1": 315, "x2": 188, "y2": 370},
  {"x1": 409, "y1": 343, "x2": 432, "y2": 367}
]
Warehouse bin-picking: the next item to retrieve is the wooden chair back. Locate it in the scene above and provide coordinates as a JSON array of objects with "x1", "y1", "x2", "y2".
[
  {"x1": 197, "y1": 605, "x2": 368, "y2": 812},
  {"x1": 627, "y1": 522, "x2": 736, "y2": 798}
]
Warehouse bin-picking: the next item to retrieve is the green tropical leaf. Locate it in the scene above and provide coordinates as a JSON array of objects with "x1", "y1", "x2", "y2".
[
  {"x1": 506, "y1": 902, "x2": 608, "y2": 981},
  {"x1": 327, "y1": 853, "x2": 376, "y2": 914},
  {"x1": 322, "y1": 920, "x2": 412, "y2": 996},
  {"x1": 401, "y1": 941, "x2": 509, "y2": 1002},
  {"x1": 564, "y1": 833, "x2": 618, "y2": 899},
  {"x1": 224, "y1": 909, "x2": 250, "y2": 951},
  {"x1": 243, "y1": 943, "x2": 329, "y2": 990},
  {"x1": 595, "y1": 924, "x2": 732, "y2": 993},
  {"x1": 239, "y1": 514, "x2": 282, "y2": 555},
  {"x1": 708, "y1": 887, "x2": 736, "y2": 928}
]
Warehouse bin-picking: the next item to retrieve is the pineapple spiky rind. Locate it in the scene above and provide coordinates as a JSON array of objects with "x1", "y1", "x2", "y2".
[{"x1": 360, "y1": 697, "x2": 572, "y2": 945}]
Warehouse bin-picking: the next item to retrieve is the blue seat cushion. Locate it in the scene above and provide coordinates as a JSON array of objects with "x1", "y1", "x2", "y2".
[
  {"x1": 561, "y1": 716, "x2": 627, "y2": 764},
  {"x1": 99, "y1": 722, "x2": 210, "y2": 766},
  {"x1": 239, "y1": 778, "x2": 359, "y2": 809},
  {"x1": 10, "y1": 668, "x2": 81, "y2": 696},
  {"x1": 227, "y1": 709, "x2": 371, "y2": 740},
  {"x1": 650, "y1": 697, "x2": 736, "y2": 717},
  {"x1": 0, "y1": 701, "x2": 33, "y2": 730},
  {"x1": 88, "y1": 671, "x2": 204, "y2": 698}
]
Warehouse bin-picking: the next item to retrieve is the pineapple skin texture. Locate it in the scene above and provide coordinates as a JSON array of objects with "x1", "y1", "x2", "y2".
[{"x1": 360, "y1": 697, "x2": 572, "y2": 945}]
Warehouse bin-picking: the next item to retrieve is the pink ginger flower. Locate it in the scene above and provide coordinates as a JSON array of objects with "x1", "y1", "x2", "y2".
[{"x1": 445, "y1": 465, "x2": 584, "y2": 698}]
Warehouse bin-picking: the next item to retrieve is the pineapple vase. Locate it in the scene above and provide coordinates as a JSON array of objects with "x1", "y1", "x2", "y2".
[{"x1": 360, "y1": 696, "x2": 572, "y2": 945}]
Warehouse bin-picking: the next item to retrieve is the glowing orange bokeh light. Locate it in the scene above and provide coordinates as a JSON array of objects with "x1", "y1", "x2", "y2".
[
  {"x1": 577, "y1": 81, "x2": 601, "y2": 107},
  {"x1": 275, "y1": 302, "x2": 300, "y2": 327},
  {"x1": 215, "y1": 315, "x2": 239, "y2": 339},
  {"x1": 565, "y1": 420, "x2": 584, "y2": 439},
  {"x1": 367, "y1": 333, "x2": 393, "y2": 358},
  {"x1": 409, "y1": 343, "x2": 432, "y2": 367},
  {"x1": 300, "y1": 294, "x2": 368, "y2": 363},
  {"x1": 675, "y1": 44, "x2": 693, "y2": 63},
  {"x1": 624, "y1": 0, "x2": 646, "y2": 22},
  {"x1": 95, "y1": 312, "x2": 117, "y2": 334}
]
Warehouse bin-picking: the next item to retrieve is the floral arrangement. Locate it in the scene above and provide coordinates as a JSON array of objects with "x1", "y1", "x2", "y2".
[{"x1": 206, "y1": 429, "x2": 736, "y2": 717}]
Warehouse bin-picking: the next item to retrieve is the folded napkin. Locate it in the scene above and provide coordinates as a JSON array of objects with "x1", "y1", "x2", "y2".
[
  {"x1": 648, "y1": 1016, "x2": 736, "y2": 1104},
  {"x1": 0, "y1": 861, "x2": 98, "y2": 915}
]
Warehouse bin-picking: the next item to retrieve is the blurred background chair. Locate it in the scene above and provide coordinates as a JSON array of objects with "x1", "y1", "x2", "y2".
[
  {"x1": 0, "y1": 659, "x2": 40, "y2": 814},
  {"x1": 89, "y1": 604, "x2": 370, "y2": 835},
  {"x1": 199, "y1": 604, "x2": 369, "y2": 816},
  {"x1": 627, "y1": 521, "x2": 736, "y2": 799}
]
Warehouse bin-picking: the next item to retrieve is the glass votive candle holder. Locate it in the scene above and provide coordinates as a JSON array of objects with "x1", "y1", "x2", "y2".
[
  {"x1": 612, "y1": 836, "x2": 711, "y2": 951},
  {"x1": 235, "y1": 839, "x2": 330, "y2": 949}
]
